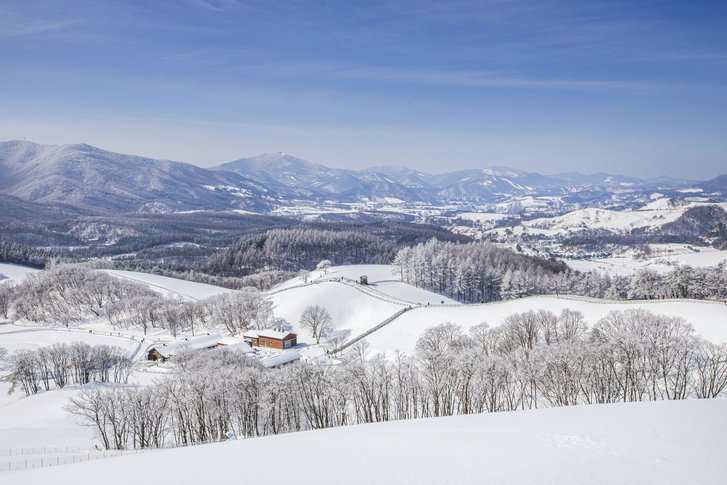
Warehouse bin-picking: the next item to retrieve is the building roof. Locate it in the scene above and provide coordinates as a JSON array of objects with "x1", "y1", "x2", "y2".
[
  {"x1": 260, "y1": 350, "x2": 301, "y2": 368},
  {"x1": 258, "y1": 329, "x2": 296, "y2": 340},
  {"x1": 218, "y1": 336, "x2": 247, "y2": 346},
  {"x1": 243, "y1": 329, "x2": 296, "y2": 340},
  {"x1": 151, "y1": 333, "x2": 222, "y2": 358}
]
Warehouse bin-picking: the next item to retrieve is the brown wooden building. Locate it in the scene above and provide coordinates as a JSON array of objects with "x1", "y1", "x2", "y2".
[
  {"x1": 147, "y1": 334, "x2": 222, "y2": 361},
  {"x1": 243, "y1": 330, "x2": 297, "y2": 350}
]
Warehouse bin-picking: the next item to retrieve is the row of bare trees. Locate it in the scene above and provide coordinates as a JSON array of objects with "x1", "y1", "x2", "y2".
[
  {"x1": 3, "y1": 342, "x2": 132, "y2": 396},
  {"x1": 67, "y1": 309, "x2": 727, "y2": 450},
  {"x1": 3, "y1": 264, "x2": 283, "y2": 337}
]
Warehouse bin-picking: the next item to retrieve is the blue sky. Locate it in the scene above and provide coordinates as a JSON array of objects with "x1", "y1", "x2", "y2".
[{"x1": 1, "y1": 0, "x2": 726, "y2": 178}]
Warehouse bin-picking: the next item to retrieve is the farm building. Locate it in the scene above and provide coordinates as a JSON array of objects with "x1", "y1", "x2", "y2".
[
  {"x1": 217, "y1": 336, "x2": 255, "y2": 355},
  {"x1": 260, "y1": 350, "x2": 301, "y2": 368},
  {"x1": 243, "y1": 330, "x2": 297, "y2": 350},
  {"x1": 147, "y1": 333, "x2": 222, "y2": 361}
]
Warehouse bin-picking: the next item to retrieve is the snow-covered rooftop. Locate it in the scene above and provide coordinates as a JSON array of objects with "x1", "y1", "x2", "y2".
[
  {"x1": 260, "y1": 350, "x2": 301, "y2": 368},
  {"x1": 258, "y1": 329, "x2": 295, "y2": 340},
  {"x1": 151, "y1": 334, "x2": 222, "y2": 358}
]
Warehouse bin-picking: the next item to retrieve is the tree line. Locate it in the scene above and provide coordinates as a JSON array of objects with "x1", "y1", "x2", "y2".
[
  {"x1": 393, "y1": 239, "x2": 727, "y2": 302},
  {"x1": 2, "y1": 342, "x2": 132, "y2": 396},
  {"x1": 67, "y1": 308, "x2": 727, "y2": 450},
  {"x1": 2, "y1": 264, "x2": 284, "y2": 337},
  {"x1": 205, "y1": 227, "x2": 400, "y2": 275}
]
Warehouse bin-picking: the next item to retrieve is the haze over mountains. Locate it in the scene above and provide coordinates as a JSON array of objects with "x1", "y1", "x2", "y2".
[{"x1": 1, "y1": 140, "x2": 725, "y2": 216}]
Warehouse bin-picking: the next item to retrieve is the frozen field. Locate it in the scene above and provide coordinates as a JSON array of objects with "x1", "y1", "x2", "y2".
[{"x1": 7, "y1": 399, "x2": 725, "y2": 485}]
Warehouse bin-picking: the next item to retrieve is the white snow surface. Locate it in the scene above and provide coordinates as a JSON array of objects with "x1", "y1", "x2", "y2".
[
  {"x1": 0, "y1": 330, "x2": 141, "y2": 448},
  {"x1": 267, "y1": 281, "x2": 405, "y2": 343},
  {"x1": 564, "y1": 244, "x2": 727, "y2": 276},
  {"x1": 103, "y1": 270, "x2": 236, "y2": 300},
  {"x1": 7, "y1": 399, "x2": 726, "y2": 485},
  {"x1": 523, "y1": 207, "x2": 685, "y2": 234},
  {"x1": 0, "y1": 263, "x2": 39, "y2": 285},
  {"x1": 364, "y1": 296, "x2": 727, "y2": 355}
]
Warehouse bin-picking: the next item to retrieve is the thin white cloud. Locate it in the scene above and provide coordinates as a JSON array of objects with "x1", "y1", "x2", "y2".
[{"x1": 333, "y1": 66, "x2": 666, "y2": 93}]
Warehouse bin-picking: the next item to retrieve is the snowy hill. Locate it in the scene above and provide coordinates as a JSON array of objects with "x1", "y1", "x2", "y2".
[
  {"x1": 8, "y1": 399, "x2": 726, "y2": 485},
  {"x1": 103, "y1": 270, "x2": 236, "y2": 301},
  {"x1": 521, "y1": 206, "x2": 688, "y2": 235},
  {"x1": 0, "y1": 141, "x2": 277, "y2": 214},
  {"x1": 103, "y1": 265, "x2": 727, "y2": 353},
  {"x1": 0, "y1": 263, "x2": 39, "y2": 285}
]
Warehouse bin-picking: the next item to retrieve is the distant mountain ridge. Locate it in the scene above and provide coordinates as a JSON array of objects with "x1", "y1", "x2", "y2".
[
  {"x1": 1, "y1": 141, "x2": 725, "y2": 215},
  {"x1": 0, "y1": 141, "x2": 277, "y2": 214},
  {"x1": 212, "y1": 152, "x2": 719, "y2": 204}
]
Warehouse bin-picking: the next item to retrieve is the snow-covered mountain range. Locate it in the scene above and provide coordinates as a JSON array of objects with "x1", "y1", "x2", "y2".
[
  {"x1": 215, "y1": 152, "x2": 725, "y2": 205},
  {"x1": 0, "y1": 141, "x2": 276, "y2": 214},
  {"x1": 2, "y1": 141, "x2": 726, "y2": 216}
]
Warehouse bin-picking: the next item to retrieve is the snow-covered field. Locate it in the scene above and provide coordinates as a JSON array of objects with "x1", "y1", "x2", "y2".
[
  {"x1": 0, "y1": 329, "x2": 142, "y2": 451},
  {"x1": 565, "y1": 244, "x2": 727, "y2": 276},
  {"x1": 101, "y1": 265, "x2": 727, "y2": 354},
  {"x1": 271, "y1": 264, "x2": 456, "y2": 306},
  {"x1": 364, "y1": 296, "x2": 727, "y2": 355},
  {"x1": 0, "y1": 384, "x2": 106, "y2": 450},
  {"x1": 0, "y1": 263, "x2": 39, "y2": 285},
  {"x1": 8, "y1": 399, "x2": 725, "y2": 485},
  {"x1": 487, "y1": 200, "x2": 727, "y2": 239},
  {"x1": 103, "y1": 270, "x2": 236, "y2": 300},
  {"x1": 0, "y1": 327, "x2": 140, "y2": 357},
  {"x1": 268, "y1": 281, "x2": 405, "y2": 344}
]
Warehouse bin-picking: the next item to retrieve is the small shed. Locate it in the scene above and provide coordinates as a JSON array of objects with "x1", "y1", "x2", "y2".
[
  {"x1": 359, "y1": 275, "x2": 369, "y2": 285},
  {"x1": 147, "y1": 333, "x2": 222, "y2": 361},
  {"x1": 243, "y1": 330, "x2": 297, "y2": 350}
]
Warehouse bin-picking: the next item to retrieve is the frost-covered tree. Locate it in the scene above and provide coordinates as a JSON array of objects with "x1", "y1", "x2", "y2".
[
  {"x1": 316, "y1": 259, "x2": 332, "y2": 274},
  {"x1": 300, "y1": 305, "x2": 333, "y2": 344}
]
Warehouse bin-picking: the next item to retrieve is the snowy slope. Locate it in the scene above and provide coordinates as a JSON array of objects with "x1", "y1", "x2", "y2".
[
  {"x1": 104, "y1": 270, "x2": 236, "y2": 300},
  {"x1": 565, "y1": 244, "x2": 727, "y2": 276},
  {"x1": 0, "y1": 328, "x2": 140, "y2": 357},
  {"x1": 0, "y1": 385, "x2": 103, "y2": 450},
  {"x1": 364, "y1": 296, "x2": 727, "y2": 355},
  {"x1": 0, "y1": 330, "x2": 141, "y2": 447},
  {"x1": 367, "y1": 281, "x2": 458, "y2": 305},
  {"x1": 7, "y1": 399, "x2": 726, "y2": 485},
  {"x1": 267, "y1": 281, "x2": 405, "y2": 343},
  {"x1": 271, "y1": 265, "x2": 456, "y2": 305},
  {"x1": 522, "y1": 207, "x2": 686, "y2": 234},
  {"x1": 0, "y1": 263, "x2": 39, "y2": 285}
]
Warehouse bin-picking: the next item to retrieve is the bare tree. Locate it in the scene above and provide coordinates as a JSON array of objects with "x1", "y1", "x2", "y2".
[{"x1": 300, "y1": 305, "x2": 333, "y2": 344}]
